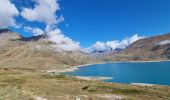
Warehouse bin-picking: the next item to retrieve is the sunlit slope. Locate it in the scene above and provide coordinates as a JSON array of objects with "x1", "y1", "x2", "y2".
[
  {"x1": 0, "y1": 29, "x2": 100, "y2": 70},
  {"x1": 106, "y1": 33, "x2": 170, "y2": 61}
]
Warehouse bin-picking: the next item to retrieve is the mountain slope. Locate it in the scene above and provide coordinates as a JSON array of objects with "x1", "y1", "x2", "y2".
[
  {"x1": 0, "y1": 29, "x2": 100, "y2": 70},
  {"x1": 106, "y1": 33, "x2": 170, "y2": 61},
  {"x1": 1, "y1": 29, "x2": 170, "y2": 70}
]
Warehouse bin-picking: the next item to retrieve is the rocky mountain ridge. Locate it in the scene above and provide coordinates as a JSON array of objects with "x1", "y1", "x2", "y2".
[
  {"x1": 106, "y1": 33, "x2": 170, "y2": 61},
  {"x1": 0, "y1": 29, "x2": 100, "y2": 70}
]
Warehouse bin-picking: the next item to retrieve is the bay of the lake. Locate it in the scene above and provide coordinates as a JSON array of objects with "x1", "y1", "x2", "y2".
[{"x1": 64, "y1": 61, "x2": 170, "y2": 85}]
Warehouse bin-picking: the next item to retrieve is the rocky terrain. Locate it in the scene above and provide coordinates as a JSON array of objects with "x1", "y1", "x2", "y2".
[
  {"x1": 0, "y1": 29, "x2": 101, "y2": 70},
  {"x1": 105, "y1": 33, "x2": 170, "y2": 61}
]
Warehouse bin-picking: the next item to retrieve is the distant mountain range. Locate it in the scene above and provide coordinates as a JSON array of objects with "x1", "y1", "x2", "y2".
[
  {"x1": 85, "y1": 48, "x2": 123, "y2": 54},
  {"x1": 0, "y1": 28, "x2": 170, "y2": 70},
  {"x1": 105, "y1": 33, "x2": 170, "y2": 61}
]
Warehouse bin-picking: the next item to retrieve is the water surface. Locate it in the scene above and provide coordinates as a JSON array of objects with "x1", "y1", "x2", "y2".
[{"x1": 64, "y1": 61, "x2": 170, "y2": 85}]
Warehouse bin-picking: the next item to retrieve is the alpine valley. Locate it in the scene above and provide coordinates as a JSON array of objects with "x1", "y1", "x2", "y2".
[{"x1": 0, "y1": 29, "x2": 170, "y2": 100}]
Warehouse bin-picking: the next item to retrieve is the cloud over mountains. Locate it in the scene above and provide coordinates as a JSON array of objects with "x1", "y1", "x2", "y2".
[
  {"x1": 24, "y1": 26, "x2": 44, "y2": 36},
  {"x1": 21, "y1": 0, "x2": 80, "y2": 51},
  {"x1": 47, "y1": 29, "x2": 80, "y2": 51},
  {"x1": 84, "y1": 34, "x2": 145, "y2": 53}
]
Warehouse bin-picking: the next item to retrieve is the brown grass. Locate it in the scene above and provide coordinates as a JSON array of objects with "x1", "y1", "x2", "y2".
[{"x1": 0, "y1": 69, "x2": 169, "y2": 100}]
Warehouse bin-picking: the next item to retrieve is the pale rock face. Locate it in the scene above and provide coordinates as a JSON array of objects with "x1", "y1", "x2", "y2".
[
  {"x1": 0, "y1": 30, "x2": 20, "y2": 46},
  {"x1": 158, "y1": 40, "x2": 170, "y2": 45}
]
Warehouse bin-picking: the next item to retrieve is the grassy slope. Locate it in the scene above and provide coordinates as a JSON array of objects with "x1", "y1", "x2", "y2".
[
  {"x1": 0, "y1": 69, "x2": 170, "y2": 100},
  {"x1": 0, "y1": 40, "x2": 102, "y2": 70}
]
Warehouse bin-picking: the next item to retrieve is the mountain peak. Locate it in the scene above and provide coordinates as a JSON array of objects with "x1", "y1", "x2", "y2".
[
  {"x1": 0, "y1": 29, "x2": 20, "y2": 46},
  {"x1": 0, "y1": 29, "x2": 20, "y2": 40},
  {"x1": 0, "y1": 28, "x2": 48, "y2": 42},
  {"x1": 19, "y1": 33, "x2": 47, "y2": 42},
  {"x1": 0, "y1": 28, "x2": 12, "y2": 33}
]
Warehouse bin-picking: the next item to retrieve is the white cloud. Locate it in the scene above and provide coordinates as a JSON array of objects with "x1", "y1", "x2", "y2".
[
  {"x1": 129, "y1": 34, "x2": 144, "y2": 44},
  {"x1": 84, "y1": 34, "x2": 145, "y2": 53},
  {"x1": 91, "y1": 42, "x2": 108, "y2": 51},
  {"x1": 0, "y1": 0, "x2": 19, "y2": 28},
  {"x1": 24, "y1": 26, "x2": 44, "y2": 36},
  {"x1": 21, "y1": 0, "x2": 80, "y2": 51},
  {"x1": 21, "y1": 0, "x2": 61, "y2": 26},
  {"x1": 47, "y1": 29, "x2": 80, "y2": 51}
]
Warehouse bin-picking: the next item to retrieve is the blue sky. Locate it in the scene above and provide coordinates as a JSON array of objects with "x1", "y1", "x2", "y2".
[
  {"x1": 58, "y1": 0, "x2": 170, "y2": 47},
  {"x1": 2, "y1": 0, "x2": 170, "y2": 48}
]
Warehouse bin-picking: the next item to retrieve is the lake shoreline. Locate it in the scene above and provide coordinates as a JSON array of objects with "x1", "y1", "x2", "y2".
[
  {"x1": 75, "y1": 76, "x2": 113, "y2": 81},
  {"x1": 56, "y1": 59, "x2": 170, "y2": 73},
  {"x1": 43, "y1": 62, "x2": 107, "y2": 74},
  {"x1": 131, "y1": 83, "x2": 156, "y2": 86},
  {"x1": 44, "y1": 59, "x2": 170, "y2": 74},
  {"x1": 43, "y1": 60, "x2": 170, "y2": 81}
]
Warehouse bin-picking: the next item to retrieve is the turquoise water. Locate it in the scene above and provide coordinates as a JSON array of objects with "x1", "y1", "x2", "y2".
[{"x1": 64, "y1": 61, "x2": 170, "y2": 85}]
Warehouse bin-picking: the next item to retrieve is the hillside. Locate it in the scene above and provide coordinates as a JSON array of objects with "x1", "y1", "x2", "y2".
[
  {"x1": 106, "y1": 33, "x2": 170, "y2": 61},
  {"x1": 0, "y1": 29, "x2": 100, "y2": 70},
  {"x1": 1, "y1": 29, "x2": 170, "y2": 70}
]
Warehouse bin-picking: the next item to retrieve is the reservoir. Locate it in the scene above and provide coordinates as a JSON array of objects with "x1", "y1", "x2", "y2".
[{"x1": 64, "y1": 61, "x2": 170, "y2": 85}]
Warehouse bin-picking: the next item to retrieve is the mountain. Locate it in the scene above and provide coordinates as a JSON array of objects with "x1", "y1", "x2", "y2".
[
  {"x1": 84, "y1": 47, "x2": 124, "y2": 57},
  {"x1": 0, "y1": 29, "x2": 100, "y2": 70},
  {"x1": 19, "y1": 34, "x2": 46, "y2": 41},
  {"x1": 0, "y1": 29, "x2": 20, "y2": 46},
  {"x1": 1, "y1": 29, "x2": 170, "y2": 70},
  {"x1": 106, "y1": 33, "x2": 170, "y2": 61},
  {"x1": 0, "y1": 28, "x2": 12, "y2": 33}
]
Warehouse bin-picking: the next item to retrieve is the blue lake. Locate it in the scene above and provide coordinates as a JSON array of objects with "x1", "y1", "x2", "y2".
[{"x1": 64, "y1": 61, "x2": 170, "y2": 85}]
